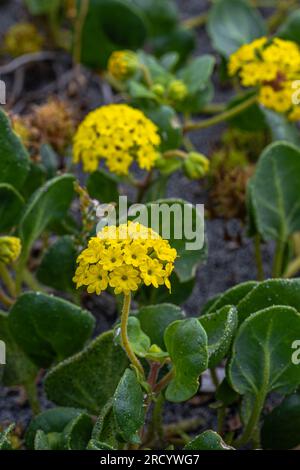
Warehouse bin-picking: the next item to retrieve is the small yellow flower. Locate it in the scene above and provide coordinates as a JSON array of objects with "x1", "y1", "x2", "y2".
[
  {"x1": 0, "y1": 237, "x2": 22, "y2": 265},
  {"x1": 4, "y1": 22, "x2": 44, "y2": 57},
  {"x1": 108, "y1": 50, "x2": 139, "y2": 81},
  {"x1": 73, "y1": 104, "x2": 161, "y2": 176},
  {"x1": 73, "y1": 222, "x2": 177, "y2": 295}
]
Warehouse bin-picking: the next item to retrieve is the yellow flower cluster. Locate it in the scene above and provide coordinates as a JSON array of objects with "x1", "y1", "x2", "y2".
[
  {"x1": 73, "y1": 222, "x2": 177, "y2": 295},
  {"x1": 4, "y1": 22, "x2": 43, "y2": 57},
  {"x1": 73, "y1": 104, "x2": 161, "y2": 175},
  {"x1": 108, "y1": 50, "x2": 139, "y2": 81},
  {"x1": 0, "y1": 237, "x2": 22, "y2": 265},
  {"x1": 229, "y1": 37, "x2": 300, "y2": 121}
]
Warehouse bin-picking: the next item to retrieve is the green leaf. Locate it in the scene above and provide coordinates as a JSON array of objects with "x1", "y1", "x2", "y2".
[
  {"x1": 144, "y1": 105, "x2": 182, "y2": 151},
  {"x1": 79, "y1": 0, "x2": 147, "y2": 69},
  {"x1": 237, "y1": 279, "x2": 300, "y2": 323},
  {"x1": 216, "y1": 378, "x2": 239, "y2": 406},
  {"x1": 178, "y1": 55, "x2": 215, "y2": 95},
  {"x1": 184, "y1": 430, "x2": 234, "y2": 450},
  {"x1": 278, "y1": 9, "x2": 300, "y2": 45},
  {"x1": 25, "y1": 407, "x2": 85, "y2": 449},
  {"x1": 91, "y1": 399, "x2": 120, "y2": 449},
  {"x1": 21, "y1": 162, "x2": 47, "y2": 200},
  {"x1": 263, "y1": 109, "x2": 300, "y2": 146},
  {"x1": 199, "y1": 305, "x2": 238, "y2": 368},
  {"x1": 153, "y1": 27, "x2": 196, "y2": 65},
  {"x1": 87, "y1": 169, "x2": 119, "y2": 204},
  {"x1": 0, "y1": 311, "x2": 37, "y2": 387},
  {"x1": 113, "y1": 369, "x2": 144, "y2": 444},
  {"x1": 0, "y1": 109, "x2": 30, "y2": 190},
  {"x1": 9, "y1": 292, "x2": 95, "y2": 368},
  {"x1": 131, "y1": 0, "x2": 178, "y2": 37},
  {"x1": 0, "y1": 184, "x2": 24, "y2": 233},
  {"x1": 114, "y1": 316, "x2": 151, "y2": 358},
  {"x1": 228, "y1": 92, "x2": 267, "y2": 132},
  {"x1": 87, "y1": 439, "x2": 115, "y2": 450},
  {"x1": 136, "y1": 303, "x2": 185, "y2": 350},
  {"x1": 203, "y1": 281, "x2": 258, "y2": 315},
  {"x1": 207, "y1": 0, "x2": 266, "y2": 57},
  {"x1": 129, "y1": 81, "x2": 159, "y2": 101},
  {"x1": 34, "y1": 430, "x2": 51, "y2": 450},
  {"x1": 164, "y1": 318, "x2": 208, "y2": 402},
  {"x1": 133, "y1": 198, "x2": 205, "y2": 282},
  {"x1": 19, "y1": 174, "x2": 75, "y2": 262},
  {"x1": 25, "y1": 0, "x2": 60, "y2": 15},
  {"x1": 40, "y1": 144, "x2": 59, "y2": 179},
  {"x1": 63, "y1": 413, "x2": 93, "y2": 450},
  {"x1": 0, "y1": 424, "x2": 14, "y2": 450},
  {"x1": 249, "y1": 141, "x2": 300, "y2": 242},
  {"x1": 228, "y1": 306, "x2": 300, "y2": 403},
  {"x1": 141, "y1": 272, "x2": 195, "y2": 306},
  {"x1": 37, "y1": 236, "x2": 77, "y2": 293},
  {"x1": 261, "y1": 392, "x2": 300, "y2": 449},
  {"x1": 45, "y1": 331, "x2": 128, "y2": 414}
]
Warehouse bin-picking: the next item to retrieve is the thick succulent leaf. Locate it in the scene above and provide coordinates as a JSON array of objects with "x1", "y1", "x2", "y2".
[
  {"x1": 261, "y1": 392, "x2": 300, "y2": 449},
  {"x1": 91, "y1": 399, "x2": 121, "y2": 449},
  {"x1": 249, "y1": 142, "x2": 300, "y2": 242},
  {"x1": 19, "y1": 174, "x2": 75, "y2": 262},
  {"x1": 164, "y1": 318, "x2": 208, "y2": 402},
  {"x1": 34, "y1": 430, "x2": 51, "y2": 450},
  {"x1": 87, "y1": 440, "x2": 115, "y2": 450},
  {"x1": 184, "y1": 430, "x2": 234, "y2": 450},
  {"x1": 178, "y1": 55, "x2": 215, "y2": 94},
  {"x1": 87, "y1": 169, "x2": 119, "y2": 204},
  {"x1": 203, "y1": 281, "x2": 257, "y2": 315},
  {"x1": 263, "y1": 109, "x2": 300, "y2": 146},
  {"x1": 9, "y1": 292, "x2": 95, "y2": 368},
  {"x1": 114, "y1": 317, "x2": 151, "y2": 358},
  {"x1": 207, "y1": 0, "x2": 266, "y2": 57},
  {"x1": 228, "y1": 306, "x2": 300, "y2": 400},
  {"x1": 136, "y1": 303, "x2": 185, "y2": 350},
  {"x1": 113, "y1": 369, "x2": 144, "y2": 444},
  {"x1": 278, "y1": 9, "x2": 300, "y2": 45},
  {"x1": 45, "y1": 331, "x2": 128, "y2": 414},
  {"x1": 199, "y1": 305, "x2": 238, "y2": 367},
  {"x1": 37, "y1": 236, "x2": 77, "y2": 293},
  {"x1": 0, "y1": 311, "x2": 37, "y2": 387},
  {"x1": 145, "y1": 105, "x2": 182, "y2": 151},
  {"x1": 0, "y1": 109, "x2": 30, "y2": 190},
  {"x1": 0, "y1": 424, "x2": 14, "y2": 450},
  {"x1": 0, "y1": 184, "x2": 24, "y2": 233},
  {"x1": 25, "y1": 407, "x2": 85, "y2": 449},
  {"x1": 237, "y1": 278, "x2": 300, "y2": 323},
  {"x1": 63, "y1": 413, "x2": 93, "y2": 450}
]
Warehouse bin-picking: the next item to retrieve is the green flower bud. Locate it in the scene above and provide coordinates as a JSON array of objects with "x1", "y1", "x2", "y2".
[
  {"x1": 183, "y1": 152, "x2": 210, "y2": 180},
  {"x1": 0, "y1": 237, "x2": 22, "y2": 265},
  {"x1": 155, "y1": 155, "x2": 183, "y2": 175},
  {"x1": 151, "y1": 83, "x2": 165, "y2": 97},
  {"x1": 168, "y1": 79, "x2": 188, "y2": 101},
  {"x1": 108, "y1": 50, "x2": 139, "y2": 81}
]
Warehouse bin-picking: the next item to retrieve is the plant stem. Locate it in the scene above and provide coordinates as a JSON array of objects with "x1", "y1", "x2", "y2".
[
  {"x1": 183, "y1": 94, "x2": 258, "y2": 133},
  {"x1": 0, "y1": 263, "x2": 16, "y2": 298},
  {"x1": 73, "y1": 0, "x2": 89, "y2": 65},
  {"x1": 284, "y1": 255, "x2": 300, "y2": 278},
  {"x1": 163, "y1": 149, "x2": 187, "y2": 160},
  {"x1": 121, "y1": 293, "x2": 144, "y2": 376},
  {"x1": 182, "y1": 13, "x2": 208, "y2": 29},
  {"x1": 254, "y1": 234, "x2": 264, "y2": 281},
  {"x1": 233, "y1": 393, "x2": 265, "y2": 448},
  {"x1": 217, "y1": 407, "x2": 226, "y2": 436},
  {"x1": 210, "y1": 367, "x2": 220, "y2": 388},
  {"x1": 140, "y1": 64, "x2": 153, "y2": 88},
  {"x1": 272, "y1": 239, "x2": 285, "y2": 278},
  {"x1": 23, "y1": 269, "x2": 44, "y2": 292},
  {"x1": 153, "y1": 369, "x2": 174, "y2": 394},
  {"x1": 0, "y1": 288, "x2": 14, "y2": 308},
  {"x1": 24, "y1": 382, "x2": 41, "y2": 416}
]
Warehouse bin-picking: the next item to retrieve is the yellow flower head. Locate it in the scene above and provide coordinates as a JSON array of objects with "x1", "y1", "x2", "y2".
[
  {"x1": 0, "y1": 237, "x2": 22, "y2": 265},
  {"x1": 168, "y1": 80, "x2": 188, "y2": 102},
  {"x1": 73, "y1": 222, "x2": 177, "y2": 295},
  {"x1": 4, "y1": 22, "x2": 44, "y2": 57},
  {"x1": 228, "y1": 37, "x2": 300, "y2": 120},
  {"x1": 73, "y1": 104, "x2": 161, "y2": 175},
  {"x1": 108, "y1": 50, "x2": 139, "y2": 81}
]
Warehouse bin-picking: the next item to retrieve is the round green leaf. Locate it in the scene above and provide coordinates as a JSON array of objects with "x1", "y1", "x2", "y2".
[
  {"x1": 9, "y1": 292, "x2": 95, "y2": 368},
  {"x1": 63, "y1": 413, "x2": 93, "y2": 450},
  {"x1": 0, "y1": 109, "x2": 30, "y2": 190},
  {"x1": 261, "y1": 392, "x2": 300, "y2": 449},
  {"x1": 0, "y1": 184, "x2": 24, "y2": 233},
  {"x1": 199, "y1": 305, "x2": 238, "y2": 368},
  {"x1": 164, "y1": 318, "x2": 208, "y2": 402},
  {"x1": 136, "y1": 303, "x2": 185, "y2": 350},
  {"x1": 250, "y1": 142, "x2": 300, "y2": 242},
  {"x1": 228, "y1": 306, "x2": 300, "y2": 401},
  {"x1": 204, "y1": 281, "x2": 258, "y2": 315},
  {"x1": 19, "y1": 174, "x2": 75, "y2": 262},
  {"x1": 37, "y1": 236, "x2": 77, "y2": 293},
  {"x1": 237, "y1": 279, "x2": 300, "y2": 323},
  {"x1": 114, "y1": 316, "x2": 151, "y2": 358},
  {"x1": 278, "y1": 10, "x2": 300, "y2": 45},
  {"x1": 184, "y1": 430, "x2": 234, "y2": 450},
  {"x1": 207, "y1": 0, "x2": 266, "y2": 57},
  {"x1": 45, "y1": 331, "x2": 128, "y2": 414},
  {"x1": 87, "y1": 169, "x2": 119, "y2": 204},
  {"x1": 113, "y1": 369, "x2": 144, "y2": 444}
]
